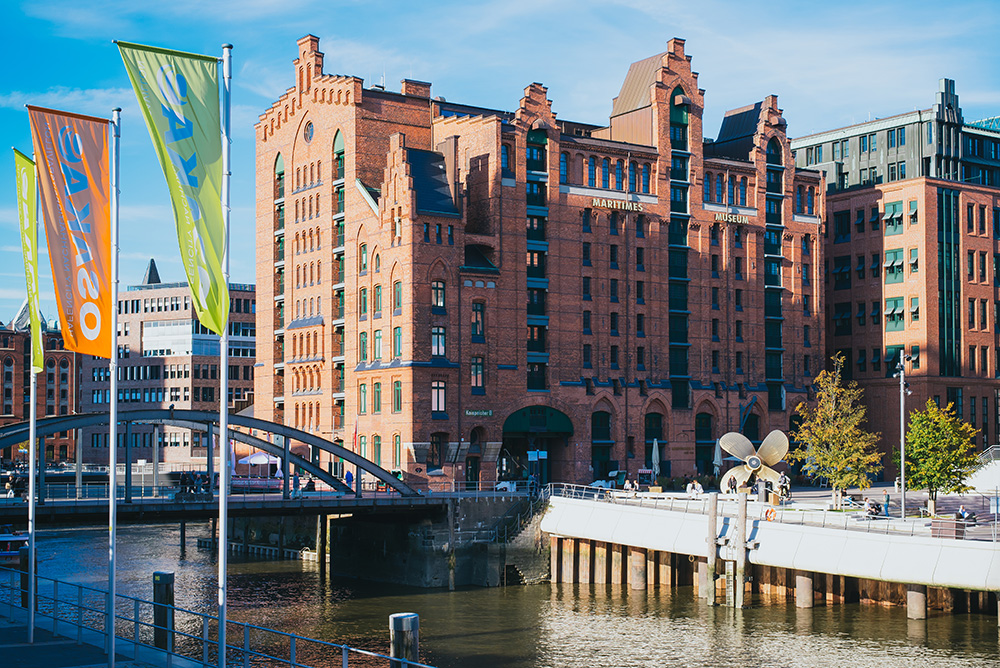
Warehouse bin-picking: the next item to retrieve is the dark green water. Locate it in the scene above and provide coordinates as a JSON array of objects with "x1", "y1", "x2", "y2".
[{"x1": 34, "y1": 524, "x2": 1000, "y2": 668}]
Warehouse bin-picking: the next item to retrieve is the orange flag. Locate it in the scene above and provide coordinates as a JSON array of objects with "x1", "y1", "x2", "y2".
[{"x1": 28, "y1": 106, "x2": 113, "y2": 358}]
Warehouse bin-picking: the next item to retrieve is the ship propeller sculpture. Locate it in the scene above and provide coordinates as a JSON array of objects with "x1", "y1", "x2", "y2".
[{"x1": 719, "y1": 429, "x2": 788, "y2": 491}]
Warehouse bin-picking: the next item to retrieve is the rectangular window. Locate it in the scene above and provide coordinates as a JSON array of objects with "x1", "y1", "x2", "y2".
[
  {"x1": 970, "y1": 298, "x2": 977, "y2": 328},
  {"x1": 373, "y1": 330, "x2": 383, "y2": 360},
  {"x1": 610, "y1": 345, "x2": 619, "y2": 368},
  {"x1": 358, "y1": 332, "x2": 368, "y2": 361},
  {"x1": 471, "y1": 302, "x2": 485, "y2": 339},
  {"x1": 431, "y1": 380, "x2": 446, "y2": 412},
  {"x1": 610, "y1": 279, "x2": 619, "y2": 302},
  {"x1": 885, "y1": 297, "x2": 905, "y2": 331},
  {"x1": 636, "y1": 346, "x2": 645, "y2": 369},
  {"x1": 359, "y1": 288, "x2": 368, "y2": 316},
  {"x1": 983, "y1": 298, "x2": 989, "y2": 330},
  {"x1": 372, "y1": 382, "x2": 382, "y2": 413},
  {"x1": 393, "y1": 380, "x2": 402, "y2": 412},
  {"x1": 393, "y1": 326, "x2": 402, "y2": 358},
  {"x1": 583, "y1": 310, "x2": 592, "y2": 334},
  {"x1": 583, "y1": 277, "x2": 592, "y2": 300},
  {"x1": 610, "y1": 312, "x2": 619, "y2": 335},
  {"x1": 712, "y1": 287, "x2": 720, "y2": 309},
  {"x1": 583, "y1": 344, "x2": 592, "y2": 368},
  {"x1": 431, "y1": 327, "x2": 446, "y2": 356},
  {"x1": 884, "y1": 249, "x2": 904, "y2": 283},
  {"x1": 471, "y1": 357, "x2": 484, "y2": 389},
  {"x1": 359, "y1": 383, "x2": 367, "y2": 414},
  {"x1": 636, "y1": 281, "x2": 645, "y2": 303},
  {"x1": 582, "y1": 242, "x2": 591, "y2": 265},
  {"x1": 393, "y1": 281, "x2": 403, "y2": 311},
  {"x1": 910, "y1": 297, "x2": 920, "y2": 322}
]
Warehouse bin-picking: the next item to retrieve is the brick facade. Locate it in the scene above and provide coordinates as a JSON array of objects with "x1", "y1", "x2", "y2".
[{"x1": 255, "y1": 36, "x2": 824, "y2": 487}]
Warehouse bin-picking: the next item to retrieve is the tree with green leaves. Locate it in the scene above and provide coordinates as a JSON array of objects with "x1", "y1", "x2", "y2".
[
  {"x1": 902, "y1": 399, "x2": 978, "y2": 508},
  {"x1": 789, "y1": 353, "x2": 883, "y2": 507}
]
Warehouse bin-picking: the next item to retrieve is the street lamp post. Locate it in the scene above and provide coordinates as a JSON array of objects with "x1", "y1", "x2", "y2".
[{"x1": 896, "y1": 354, "x2": 913, "y2": 519}]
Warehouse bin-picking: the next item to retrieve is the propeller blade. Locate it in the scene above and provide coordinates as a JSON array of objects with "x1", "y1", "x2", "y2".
[
  {"x1": 721, "y1": 465, "x2": 753, "y2": 491},
  {"x1": 756, "y1": 465, "x2": 782, "y2": 486},
  {"x1": 719, "y1": 432, "x2": 755, "y2": 461},
  {"x1": 757, "y1": 430, "x2": 789, "y2": 466}
]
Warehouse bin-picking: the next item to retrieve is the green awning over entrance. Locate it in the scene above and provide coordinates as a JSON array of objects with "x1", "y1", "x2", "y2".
[{"x1": 502, "y1": 406, "x2": 573, "y2": 436}]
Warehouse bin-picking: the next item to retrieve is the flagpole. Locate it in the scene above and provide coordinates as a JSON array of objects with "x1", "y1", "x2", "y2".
[
  {"x1": 27, "y1": 168, "x2": 40, "y2": 644},
  {"x1": 217, "y1": 43, "x2": 232, "y2": 668},
  {"x1": 107, "y1": 106, "x2": 121, "y2": 668}
]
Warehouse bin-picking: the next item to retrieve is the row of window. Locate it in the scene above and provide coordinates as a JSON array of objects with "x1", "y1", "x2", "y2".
[
  {"x1": 293, "y1": 227, "x2": 323, "y2": 254},
  {"x1": 558, "y1": 153, "x2": 653, "y2": 194},
  {"x1": 800, "y1": 127, "x2": 908, "y2": 166},
  {"x1": 358, "y1": 282, "x2": 403, "y2": 317},
  {"x1": 703, "y1": 173, "x2": 750, "y2": 206},
  {"x1": 829, "y1": 248, "x2": 918, "y2": 288},
  {"x1": 831, "y1": 298, "x2": 920, "y2": 335},
  {"x1": 846, "y1": 345, "x2": 920, "y2": 374},
  {"x1": 356, "y1": 433, "x2": 404, "y2": 470}
]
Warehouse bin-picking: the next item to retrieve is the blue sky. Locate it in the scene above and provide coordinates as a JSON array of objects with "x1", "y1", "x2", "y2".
[{"x1": 1, "y1": 0, "x2": 998, "y2": 324}]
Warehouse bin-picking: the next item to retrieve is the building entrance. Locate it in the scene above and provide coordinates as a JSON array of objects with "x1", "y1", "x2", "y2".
[{"x1": 500, "y1": 406, "x2": 573, "y2": 485}]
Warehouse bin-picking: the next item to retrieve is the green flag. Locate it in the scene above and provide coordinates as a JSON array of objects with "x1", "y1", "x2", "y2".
[
  {"x1": 13, "y1": 149, "x2": 43, "y2": 373},
  {"x1": 118, "y1": 41, "x2": 229, "y2": 335}
]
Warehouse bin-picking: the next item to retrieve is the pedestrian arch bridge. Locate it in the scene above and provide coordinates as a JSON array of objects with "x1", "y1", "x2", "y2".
[{"x1": 0, "y1": 409, "x2": 418, "y2": 497}]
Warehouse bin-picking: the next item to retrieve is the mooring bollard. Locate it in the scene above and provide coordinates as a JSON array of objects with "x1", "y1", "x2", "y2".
[
  {"x1": 389, "y1": 612, "x2": 419, "y2": 667},
  {"x1": 153, "y1": 571, "x2": 175, "y2": 650},
  {"x1": 706, "y1": 492, "x2": 718, "y2": 606}
]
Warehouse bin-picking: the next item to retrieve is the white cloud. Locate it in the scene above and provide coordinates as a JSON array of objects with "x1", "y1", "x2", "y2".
[{"x1": 0, "y1": 86, "x2": 137, "y2": 119}]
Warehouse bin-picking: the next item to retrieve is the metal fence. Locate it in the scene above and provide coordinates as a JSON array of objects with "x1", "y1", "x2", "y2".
[
  {"x1": 0, "y1": 567, "x2": 436, "y2": 668},
  {"x1": 548, "y1": 483, "x2": 997, "y2": 541}
]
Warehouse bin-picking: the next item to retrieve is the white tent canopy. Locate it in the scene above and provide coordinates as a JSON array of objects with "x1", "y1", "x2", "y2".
[{"x1": 238, "y1": 452, "x2": 281, "y2": 466}]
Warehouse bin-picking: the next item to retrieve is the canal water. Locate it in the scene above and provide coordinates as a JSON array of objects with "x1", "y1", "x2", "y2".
[{"x1": 34, "y1": 523, "x2": 1000, "y2": 668}]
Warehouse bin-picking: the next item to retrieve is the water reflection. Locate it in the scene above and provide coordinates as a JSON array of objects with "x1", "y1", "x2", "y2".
[{"x1": 34, "y1": 525, "x2": 1000, "y2": 668}]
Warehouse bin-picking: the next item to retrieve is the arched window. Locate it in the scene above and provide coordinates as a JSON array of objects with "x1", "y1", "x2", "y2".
[
  {"x1": 602, "y1": 158, "x2": 610, "y2": 189},
  {"x1": 393, "y1": 434, "x2": 402, "y2": 468},
  {"x1": 615, "y1": 160, "x2": 624, "y2": 190},
  {"x1": 359, "y1": 243, "x2": 368, "y2": 272},
  {"x1": 641, "y1": 164, "x2": 650, "y2": 194},
  {"x1": 428, "y1": 432, "x2": 447, "y2": 470},
  {"x1": 559, "y1": 152, "x2": 568, "y2": 184},
  {"x1": 588, "y1": 156, "x2": 597, "y2": 187},
  {"x1": 715, "y1": 174, "x2": 723, "y2": 203},
  {"x1": 628, "y1": 161, "x2": 637, "y2": 192},
  {"x1": 374, "y1": 254, "x2": 380, "y2": 272},
  {"x1": 670, "y1": 86, "x2": 689, "y2": 150},
  {"x1": 728, "y1": 177, "x2": 735, "y2": 204},
  {"x1": 695, "y1": 412, "x2": 714, "y2": 442},
  {"x1": 501, "y1": 144, "x2": 510, "y2": 172},
  {"x1": 333, "y1": 131, "x2": 345, "y2": 180},
  {"x1": 372, "y1": 434, "x2": 382, "y2": 466},
  {"x1": 704, "y1": 172, "x2": 712, "y2": 202},
  {"x1": 767, "y1": 138, "x2": 783, "y2": 166},
  {"x1": 431, "y1": 281, "x2": 446, "y2": 308},
  {"x1": 591, "y1": 411, "x2": 612, "y2": 441},
  {"x1": 739, "y1": 177, "x2": 747, "y2": 206},
  {"x1": 807, "y1": 187, "x2": 815, "y2": 215},
  {"x1": 274, "y1": 154, "x2": 285, "y2": 199},
  {"x1": 796, "y1": 186, "x2": 803, "y2": 213},
  {"x1": 644, "y1": 412, "x2": 663, "y2": 467}
]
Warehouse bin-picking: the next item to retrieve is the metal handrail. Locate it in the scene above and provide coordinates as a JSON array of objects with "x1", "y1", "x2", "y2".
[
  {"x1": 546, "y1": 483, "x2": 997, "y2": 542},
  {"x1": 0, "y1": 566, "x2": 437, "y2": 668},
  {"x1": 977, "y1": 444, "x2": 1000, "y2": 467}
]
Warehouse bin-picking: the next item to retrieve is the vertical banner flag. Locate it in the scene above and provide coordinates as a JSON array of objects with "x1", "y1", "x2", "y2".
[
  {"x1": 13, "y1": 149, "x2": 43, "y2": 373},
  {"x1": 118, "y1": 41, "x2": 229, "y2": 335},
  {"x1": 27, "y1": 107, "x2": 113, "y2": 358}
]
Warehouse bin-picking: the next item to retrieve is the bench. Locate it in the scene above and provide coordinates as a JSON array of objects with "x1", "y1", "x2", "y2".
[{"x1": 930, "y1": 518, "x2": 966, "y2": 539}]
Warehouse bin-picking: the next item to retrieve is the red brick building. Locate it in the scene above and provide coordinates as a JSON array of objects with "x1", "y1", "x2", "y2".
[
  {"x1": 254, "y1": 36, "x2": 824, "y2": 487},
  {"x1": 0, "y1": 303, "x2": 80, "y2": 465},
  {"x1": 792, "y1": 79, "x2": 1000, "y2": 475}
]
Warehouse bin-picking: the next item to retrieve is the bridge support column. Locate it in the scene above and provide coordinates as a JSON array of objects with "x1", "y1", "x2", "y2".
[
  {"x1": 795, "y1": 571, "x2": 815, "y2": 609},
  {"x1": 179, "y1": 521, "x2": 186, "y2": 551},
  {"x1": 646, "y1": 550, "x2": 657, "y2": 589},
  {"x1": 706, "y1": 493, "x2": 718, "y2": 606},
  {"x1": 907, "y1": 584, "x2": 927, "y2": 620},
  {"x1": 734, "y1": 492, "x2": 748, "y2": 609},
  {"x1": 658, "y1": 551, "x2": 672, "y2": 588},
  {"x1": 696, "y1": 558, "x2": 708, "y2": 598},
  {"x1": 629, "y1": 548, "x2": 646, "y2": 590},
  {"x1": 593, "y1": 542, "x2": 607, "y2": 584},
  {"x1": 317, "y1": 515, "x2": 327, "y2": 566},
  {"x1": 561, "y1": 537, "x2": 576, "y2": 584},
  {"x1": 550, "y1": 536, "x2": 561, "y2": 583},
  {"x1": 578, "y1": 540, "x2": 591, "y2": 584},
  {"x1": 610, "y1": 544, "x2": 623, "y2": 585}
]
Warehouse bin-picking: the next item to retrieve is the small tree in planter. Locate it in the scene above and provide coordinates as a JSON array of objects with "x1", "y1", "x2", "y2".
[
  {"x1": 900, "y1": 399, "x2": 978, "y2": 516},
  {"x1": 789, "y1": 353, "x2": 883, "y2": 509}
]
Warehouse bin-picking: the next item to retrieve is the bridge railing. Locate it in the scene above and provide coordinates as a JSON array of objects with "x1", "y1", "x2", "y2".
[
  {"x1": 548, "y1": 484, "x2": 998, "y2": 542},
  {"x1": 0, "y1": 566, "x2": 437, "y2": 668}
]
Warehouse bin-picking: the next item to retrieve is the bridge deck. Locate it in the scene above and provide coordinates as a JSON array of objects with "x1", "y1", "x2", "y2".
[{"x1": 541, "y1": 486, "x2": 1000, "y2": 592}]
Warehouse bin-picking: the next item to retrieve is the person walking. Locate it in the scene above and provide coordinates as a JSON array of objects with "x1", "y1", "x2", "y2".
[{"x1": 292, "y1": 471, "x2": 301, "y2": 499}]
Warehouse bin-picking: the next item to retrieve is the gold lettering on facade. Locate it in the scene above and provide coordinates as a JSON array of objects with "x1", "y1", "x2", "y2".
[
  {"x1": 714, "y1": 212, "x2": 750, "y2": 224},
  {"x1": 591, "y1": 197, "x2": 643, "y2": 212}
]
